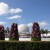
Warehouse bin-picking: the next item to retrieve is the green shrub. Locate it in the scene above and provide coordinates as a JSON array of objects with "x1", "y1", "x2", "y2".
[
  {"x1": 0, "y1": 41, "x2": 50, "y2": 50},
  {"x1": 31, "y1": 37, "x2": 41, "y2": 41},
  {"x1": 9, "y1": 38, "x2": 19, "y2": 41}
]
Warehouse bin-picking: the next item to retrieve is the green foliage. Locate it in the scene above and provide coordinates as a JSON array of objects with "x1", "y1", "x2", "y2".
[
  {"x1": 0, "y1": 41, "x2": 50, "y2": 50},
  {"x1": 40, "y1": 29, "x2": 46, "y2": 34},
  {"x1": 45, "y1": 29, "x2": 48, "y2": 34},
  {"x1": 31, "y1": 37, "x2": 41, "y2": 41},
  {"x1": 9, "y1": 38, "x2": 19, "y2": 41},
  {"x1": 40, "y1": 29, "x2": 48, "y2": 34}
]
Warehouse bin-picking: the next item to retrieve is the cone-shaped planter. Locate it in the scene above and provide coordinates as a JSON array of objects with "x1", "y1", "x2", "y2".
[
  {"x1": 9, "y1": 23, "x2": 19, "y2": 41},
  {"x1": 0, "y1": 25, "x2": 5, "y2": 40},
  {"x1": 31, "y1": 22, "x2": 41, "y2": 41}
]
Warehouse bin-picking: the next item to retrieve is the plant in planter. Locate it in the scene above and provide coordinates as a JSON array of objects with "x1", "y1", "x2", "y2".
[
  {"x1": 9, "y1": 23, "x2": 19, "y2": 40},
  {"x1": 0, "y1": 25, "x2": 5, "y2": 40},
  {"x1": 31, "y1": 22, "x2": 41, "y2": 41}
]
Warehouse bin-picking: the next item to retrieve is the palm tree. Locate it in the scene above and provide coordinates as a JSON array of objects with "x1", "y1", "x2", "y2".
[
  {"x1": 40, "y1": 29, "x2": 48, "y2": 38},
  {"x1": 41, "y1": 29, "x2": 45, "y2": 33},
  {"x1": 5, "y1": 27, "x2": 9, "y2": 33},
  {"x1": 5, "y1": 27, "x2": 9, "y2": 38},
  {"x1": 45, "y1": 29, "x2": 48, "y2": 38},
  {"x1": 6, "y1": 27, "x2": 9, "y2": 32},
  {"x1": 40, "y1": 29, "x2": 46, "y2": 38}
]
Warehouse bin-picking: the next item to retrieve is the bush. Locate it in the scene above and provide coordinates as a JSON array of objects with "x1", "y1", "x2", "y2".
[
  {"x1": 31, "y1": 37, "x2": 41, "y2": 41},
  {"x1": 0, "y1": 41, "x2": 50, "y2": 50},
  {"x1": 9, "y1": 38, "x2": 19, "y2": 41}
]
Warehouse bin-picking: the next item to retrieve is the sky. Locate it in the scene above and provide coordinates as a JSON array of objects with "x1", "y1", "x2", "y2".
[{"x1": 0, "y1": 0, "x2": 50, "y2": 30}]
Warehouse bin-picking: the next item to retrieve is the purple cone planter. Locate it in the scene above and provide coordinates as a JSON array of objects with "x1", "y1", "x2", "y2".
[
  {"x1": 0, "y1": 25, "x2": 5, "y2": 40},
  {"x1": 9, "y1": 23, "x2": 19, "y2": 40},
  {"x1": 31, "y1": 22, "x2": 41, "y2": 41}
]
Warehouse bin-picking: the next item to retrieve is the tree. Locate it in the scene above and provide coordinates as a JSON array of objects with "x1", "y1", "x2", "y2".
[
  {"x1": 40, "y1": 29, "x2": 48, "y2": 38},
  {"x1": 45, "y1": 29, "x2": 48, "y2": 38},
  {"x1": 40, "y1": 29, "x2": 45, "y2": 34},
  {"x1": 5, "y1": 27, "x2": 9, "y2": 38},
  {"x1": 6, "y1": 27, "x2": 9, "y2": 32},
  {"x1": 40, "y1": 29, "x2": 46, "y2": 38}
]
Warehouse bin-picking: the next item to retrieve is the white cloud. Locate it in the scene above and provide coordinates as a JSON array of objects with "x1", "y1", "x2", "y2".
[
  {"x1": 0, "y1": 2, "x2": 9, "y2": 15},
  {"x1": 0, "y1": 2, "x2": 23, "y2": 15},
  {"x1": 7, "y1": 15, "x2": 21, "y2": 19},
  {"x1": 10, "y1": 8, "x2": 23, "y2": 14},
  {"x1": 0, "y1": 21, "x2": 6, "y2": 25},
  {"x1": 38, "y1": 21, "x2": 48, "y2": 27}
]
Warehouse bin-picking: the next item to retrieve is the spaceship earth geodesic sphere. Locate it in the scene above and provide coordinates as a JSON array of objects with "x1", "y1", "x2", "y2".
[{"x1": 18, "y1": 24, "x2": 30, "y2": 34}]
